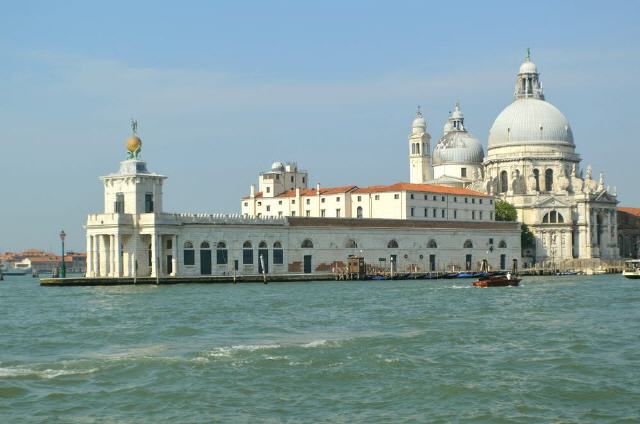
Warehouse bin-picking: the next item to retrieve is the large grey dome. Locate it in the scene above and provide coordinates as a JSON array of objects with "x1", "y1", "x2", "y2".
[
  {"x1": 488, "y1": 98, "x2": 574, "y2": 148},
  {"x1": 433, "y1": 131, "x2": 484, "y2": 165}
]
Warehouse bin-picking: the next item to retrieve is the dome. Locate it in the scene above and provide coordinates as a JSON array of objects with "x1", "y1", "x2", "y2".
[
  {"x1": 271, "y1": 161, "x2": 285, "y2": 171},
  {"x1": 126, "y1": 135, "x2": 142, "y2": 153},
  {"x1": 519, "y1": 60, "x2": 537, "y2": 74},
  {"x1": 433, "y1": 131, "x2": 484, "y2": 165},
  {"x1": 412, "y1": 114, "x2": 426, "y2": 129},
  {"x1": 488, "y1": 98, "x2": 574, "y2": 147}
]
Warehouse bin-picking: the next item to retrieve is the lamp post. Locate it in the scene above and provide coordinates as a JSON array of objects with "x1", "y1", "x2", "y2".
[{"x1": 59, "y1": 230, "x2": 66, "y2": 278}]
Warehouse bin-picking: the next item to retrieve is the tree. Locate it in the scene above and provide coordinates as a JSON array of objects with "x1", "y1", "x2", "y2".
[
  {"x1": 521, "y1": 224, "x2": 535, "y2": 249},
  {"x1": 495, "y1": 200, "x2": 517, "y2": 222}
]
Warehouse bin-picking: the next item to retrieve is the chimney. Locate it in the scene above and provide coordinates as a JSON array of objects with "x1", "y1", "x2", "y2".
[
  {"x1": 316, "y1": 182, "x2": 320, "y2": 195},
  {"x1": 250, "y1": 184, "x2": 256, "y2": 198}
]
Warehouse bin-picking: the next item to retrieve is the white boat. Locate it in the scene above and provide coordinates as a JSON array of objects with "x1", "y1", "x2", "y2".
[
  {"x1": 623, "y1": 260, "x2": 640, "y2": 279},
  {"x1": 0, "y1": 260, "x2": 32, "y2": 276}
]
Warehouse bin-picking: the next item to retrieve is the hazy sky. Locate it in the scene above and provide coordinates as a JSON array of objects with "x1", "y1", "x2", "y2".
[{"x1": 1, "y1": 0, "x2": 639, "y2": 252}]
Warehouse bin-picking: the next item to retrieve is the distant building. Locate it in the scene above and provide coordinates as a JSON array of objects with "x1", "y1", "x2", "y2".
[
  {"x1": 617, "y1": 208, "x2": 640, "y2": 258},
  {"x1": 0, "y1": 249, "x2": 86, "y2": 273}
]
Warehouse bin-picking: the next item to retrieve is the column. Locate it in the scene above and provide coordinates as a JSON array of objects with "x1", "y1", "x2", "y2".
[
  {"x1": 109, "y1": 235, "x2": 115, "y2": 277},
  {"x1": 150, "y1": 232, "x2": 157, "y2": 277},
  {"x1": 92, "y1": 235, "x2": 100, "y2": 277},
  {"x1": 171, "y1": 235, "x2": 178, "y2": 276},
  {"x1": 114, "y1": 234, "x2": 122, "y2": 277},
  {"x1": 86, "y1": 234, "x2": 92, "y2": 277}
]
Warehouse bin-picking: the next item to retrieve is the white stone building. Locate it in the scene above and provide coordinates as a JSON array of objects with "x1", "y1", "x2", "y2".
[
  {"x1": 85, "y1": 142, "x2": 520, "y2": 278},
  {"x1": 468, "y1": 51, "x2": 619, "y2": 264}
]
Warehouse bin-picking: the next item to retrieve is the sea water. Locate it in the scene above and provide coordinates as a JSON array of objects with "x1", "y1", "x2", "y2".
[{"x1": 0, "y1": 275, "x2": 639, "y2": 423}]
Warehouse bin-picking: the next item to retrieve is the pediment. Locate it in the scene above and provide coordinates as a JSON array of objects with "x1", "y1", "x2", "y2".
[
  {"x1": 594, "y1": 190, "x2": 616, "y2": 203},
  {"x1": 533, "y1": 195, "x2": 571, "y2": 209}
]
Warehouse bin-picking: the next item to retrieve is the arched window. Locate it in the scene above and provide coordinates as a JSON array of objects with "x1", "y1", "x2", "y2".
[
  {"x1": 427, "y1": 239, "x2": 437, "y2": 249},
  {"x1": 545, "y1": 169, "x2": 553, "y2": 192},
  {"x1": 243, "y1": 241, "x2": 253, "y2": 264},
  {"x1": 387, "y1": 239, "x2": 399, "y2": 249},
  {"x1": 411, "y1": 144, "x2": 415, "y2": 154},
  {"x1": 259, "y1": 241, "x2": 267, "y2": 249},
  {"x1": 301, "y1": 239, "x2": 314, "y2": 248},
  {"x1": 416, "y1": 143, "x2": 420, "y2": 154},
  {"x1": 216, "y1": 241, "x2": 228, "y2": 265},
  {"x1": 273, "y1": 241, "x2": 284, "y2": 264},
  {"x1": 498, "y1": 240, "x2": 507, "y2": 248},
  {"x1": 463, "y1": 240, "x2": 473, "y2": 249},
  {"x1": 542, "y1": 211, "x2": 565, "y2": 224},
  {"x1": 356, "y1": 206, "x2": 363, "y2": 219},
  {"x1": 200, "y1": 241, "x2": 210, "y2": 249},
  {"x1": 533, "y1": 169, "x2": 540, "y2": 191},
  {"x1": 183, "y1": 241, "x2": 195, "y2": 265},
  {"x1": 500, "y1": 170, "x2": 508, "y2": 193},
  {"x1": 345, "y1": 239, "x2": 357, "y2": 248}
]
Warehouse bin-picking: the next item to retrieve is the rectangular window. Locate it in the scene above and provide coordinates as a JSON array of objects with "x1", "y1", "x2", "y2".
[
  {"x1": 302, "y1": 177, "x2": 306, "y2": 184},
  {"x1": 472, "y1": 211, "x2": 476, "y2": 220},
  {"x1": 433, "y1": 195, "x2": 437, "y2": 201},
  {"x1": 291, "y1": 200, "x2": 295, "y2": 204},
  {"x1": 278, "y1": 200, "x2": 282, "y2": 205},
  {"x1": 306, "y1": 198, "x2": 310, "y2": 205},
  {"x1": 244, "y1": 202, "x2": 248, "y2": 207},
  {"x1": 306, "y1": 210, "x2": 311, "y2": 217},
  {"x1": 472, "y1": 198, "x2": 476, "y2": 204},
  {"x1": 432, "y1": 209, "x2": 436, "y2": 218},
  {"x1": 454, "y1": 197, "x2": 457, "y2": 202},
  {"x1": 321, "y1": 198, "x2": 325, "y2": 203},
  {"x1": 424, "y1": 208, "x2": 428, "y2": 217},
  {"x1": 266, "y1": 205, "x2": 271, "y2": 211},
  {"x1": 424, "y1": 195, "x2": 428, "y2": 200},
  {"x1": 490, "y1": 199, "x2": 494, "y2": 205},
  {"x1": 291, "y1": 211, "x2": 296, "y2": 216},
  {"x1": 441, "y1": 209, "x2": 445, "y2": 218},
  {"x1": 375, "y1": 195, "x2": 380, "y2": 200},
  {"x1": 479, "y1": 199, "x2": 483, "y2": 204},
  {"x1": 394, "y1": 194, "x2": 400, "y2": 199},
  {"x1": 217, "y1": 249, "x2": 228, "y2": 265},
  {"x1": 461, "y1": 167, "x2": 467, "y2": 178},
  {"x1": 321, "y1": 209, "x2": 326, "y2": 217},
  {"x1": 114, "y1": 193, "x2": 125, "y2": 213},
  {"x1": 410, "y1": 193, "x2": 414, "y2": 199},
  {"x1": 278, "y1": 211, "x2": 283, "y2": 217},
  {"x1": 257, "y1": 201, "x2": 262, "y2": 206},
  {"x1": 266, "y1": 187, "x2": 271, "y2": 193},
  {"x1": 442, "y1": 196, "x2": 445, "y2": 201},
  {"x1": 490, "y1": 212, "x2": 494, "y2": 220},
  {"x1": 273, "y1": 248, "x2": 283, "y2": 264},
  {"x1": 465, "y1": 198, "x2": 468, "y2": 203},
  {"x1": 291, "y1": 176, "x2": 294, "y2": 183},
  {"x1": 489, "y1": 238, "x2": 494, "y2": 245},
  {"x1": 336, "y1": 209, "x2": 341, "y2": 218},
  {"x1": 357, "y1": 196, "x2": 362, "y2": 201},
  {"x1": 144, "y1": 193, "x2": 154, "y2": 213},
  {"x1": 336, "y1": 197, "x2": 341, "y2": 202},
  {"x1": 184, "y1": 250, "x2": 195, "y2": 265},
  {"x1": 479, "y1": 211, "x2": 483, "y2": 219},
  {"x1": 454, "y1": 210, "x2": 457, "y2": 219},
  {"x1": 410, "y1": 207, "x2": 415, "y2": 217},
  {"x1": 166, "y1": 239, "x2": 172, "y2": 249},
  {"x1": 243, "y1": 249, "x2": 253, "y2": 264}
]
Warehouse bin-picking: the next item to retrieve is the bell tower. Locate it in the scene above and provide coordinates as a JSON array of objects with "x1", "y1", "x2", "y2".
[{"x1": 408, "y1": 107, "x2": 432, "y2": 183}]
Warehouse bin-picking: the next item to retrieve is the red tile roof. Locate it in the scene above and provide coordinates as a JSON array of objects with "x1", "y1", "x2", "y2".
[
  {"x1": 618, "y1": 207, "x2": 640, "y2": 217},
  {"x1": 354, "y1": 182, "x2": 489, "y2": 197},
  {"x1": 244, "y1": 183, "x2": 488, "y2": 200}
]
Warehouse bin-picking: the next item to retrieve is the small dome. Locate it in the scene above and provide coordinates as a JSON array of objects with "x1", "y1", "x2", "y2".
[
  {"x1": 433, "y1": 131, "x2": 484, "y2": 165},
  {"x1": 126, "y1": 135, "x2": 142, "y2": 153},
  {"x1": 412, "y1": 114, "x2": 426, "y2": 129},
  {"x1": 271, "y1": 161, "x2": 285, "y2": 171},
  {"x1": 488, "y1": 98, "x2": 574, "y2": 147},
  {"x1": 519, "y1": 60, "x2": 537, "y2": 74}
]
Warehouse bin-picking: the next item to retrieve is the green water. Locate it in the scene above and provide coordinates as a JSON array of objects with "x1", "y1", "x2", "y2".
[{"x1": 0, "y1": 275, "x2": 639, "y2": 423}]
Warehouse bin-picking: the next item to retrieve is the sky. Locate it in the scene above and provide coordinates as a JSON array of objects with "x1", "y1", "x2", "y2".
[{"x1": 1, "y1": 0, "x2": 639, "y2": 252}]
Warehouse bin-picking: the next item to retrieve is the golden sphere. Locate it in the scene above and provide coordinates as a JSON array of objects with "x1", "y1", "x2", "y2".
[{"x1": 126, "y1": 136, "x2": 142, "y2": 153}]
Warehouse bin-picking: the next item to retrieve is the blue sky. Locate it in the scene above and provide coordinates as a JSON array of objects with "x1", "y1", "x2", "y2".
[{"x1": 1, "y1": 0, "x2": 639, "y2": 252}]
